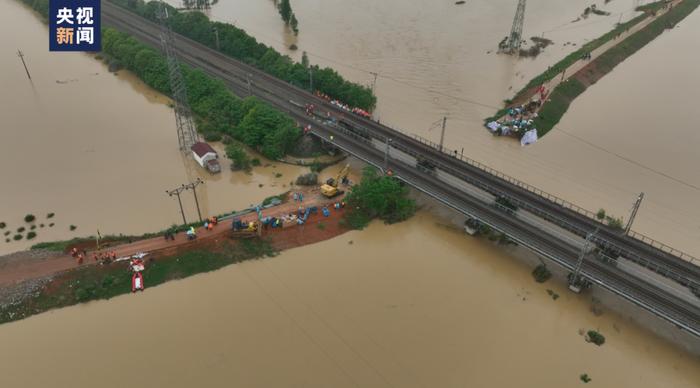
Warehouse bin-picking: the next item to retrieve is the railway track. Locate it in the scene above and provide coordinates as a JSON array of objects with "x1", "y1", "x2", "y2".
[{"x1": 102, "y1": 1, "x2": 700, "y2": 335}]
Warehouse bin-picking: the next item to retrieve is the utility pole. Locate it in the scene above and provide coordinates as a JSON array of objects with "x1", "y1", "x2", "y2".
[
  {"x1": 569, "y1": 229, "x2": 597, "y2": 292},
  {"x1": 439, "y1": 116, "x2": 447, "y2": 153},
  {"x1": 166, "y1": 185, "x2": 188, "y2": 226},
  {"x1": 213, "y1": 27, "x2": 220, "y2": 50},
  {"x1": 184, "y1": 178, "x2": 205, "y2": 222},
  {"x1": 308, "y1": 68, "x2": 313, "y2": 92},
  {"x1": 369, "y1": 71, "x2": 378, "y2": 93},
  {"x1": 624, "y1": 192, "x2": 645, "y2": 235},
  {"x1": 17, "y1": 49, "x2": 31, "y2": 80},
  {"x1": 384, "y1": 137, "x2": 392, "y2": 171}
]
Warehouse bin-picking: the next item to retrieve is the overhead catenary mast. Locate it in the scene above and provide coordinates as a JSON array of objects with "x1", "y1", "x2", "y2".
[{"x1": 157, "y1": 1, "x2": 200, "y2": 152}]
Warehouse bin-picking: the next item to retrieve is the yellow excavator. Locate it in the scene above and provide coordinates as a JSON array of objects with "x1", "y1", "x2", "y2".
[{"x1": 321, "y1": 164, "x2": 350, "y2": 198}]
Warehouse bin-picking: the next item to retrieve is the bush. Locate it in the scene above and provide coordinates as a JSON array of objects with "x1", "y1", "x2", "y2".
[
  {"x1": 596, "y1": 208, "x2": 606, "y2": 220},
  {"x1": 225, "y1": 143, "x2": 251, "y2": 171},
  {"x1": 3, "y1": 231, "x2": 9, "y2": 236},
  {"x1": 13, "y1": 234, "x2": 23, "y2": 241},
  {"x1": 17, "y1": 227, "x2": 25, "y2": 233},
  {"x1": 69, "y1": 225, "x2": 77, "y2": 231},
  {"x1": 27, "y1": 231, "x2": 37, "y2": 240},
  {"x1": 5, "y1": 238, "x2": 10, "y2": 243},
  {"x1": 0, "y1": 222, "x2": 5, "y2": 229},
  {"x1": 532, "y1": 264, "x2": 552, "y2": 283},
  {"x1": 24, "y1": 214, "x2": 36, "y2": 223},
  {"x1": 251, "y1": 158, "x2": 261, "y2": 166},
  {"x1": 586, "y1": 330, "x2": 605, "y2": 346},
  {"x1": 344, "y1": 167, "x2": 416, "y2": 229},
  {"x1": 580, "y1": 374, "x2": 592, "y2": 383},
  {"x1": 49, "y1": 223, "x2": 55, "y2": 227},
  {"x1": 295, "y1": 172, "x2": 318, "y2": 186},
  {"x1": 606, "y1": 216, "x2": 624, "y2": 230},
  {"x1": 203, "y1": 132, "x2": 222, "y2": 142},
  {"x1": 47, "y1": 213, "x2": 55, "y2": 218}
]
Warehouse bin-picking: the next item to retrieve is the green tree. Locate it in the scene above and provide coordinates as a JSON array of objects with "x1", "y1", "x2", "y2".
[
  {"x1": 225, "y1": 143, "x2": 251, "y2": 171},
  {"x1": 344, "y1": 167, "x2": 416, "y2": 229},
  {"x1": 290, "y1": 13, "x2": 299, "y2": 35},
  {"x1": 278, "y1": 0, "x2": 292, "y2": 23}
]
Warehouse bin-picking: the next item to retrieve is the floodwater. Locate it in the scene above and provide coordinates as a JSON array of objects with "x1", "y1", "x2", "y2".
[
  {"x1": 193, "y1": 0, "x2": 700, "y2": 256},
  {"x1": 0, "y1": 213, "x2": 699, "y2": 387},
  {"x1": 0, "y1": 0, "x2": 306, "y2": 254},
  {"x1": 1, "y1": 1, "x2": 699, "y2": 386}
]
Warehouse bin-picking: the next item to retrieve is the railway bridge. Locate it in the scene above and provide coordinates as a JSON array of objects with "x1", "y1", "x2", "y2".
[{"x1": 102, "y1": 1, "x2": 700, "y2": 336}]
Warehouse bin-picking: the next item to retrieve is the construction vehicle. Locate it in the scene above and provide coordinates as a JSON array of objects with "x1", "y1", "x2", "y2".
[
  {"x1": 231, "y1": 218, "x2": 262, "y2": 239},
  {"x1": 321, "y1": 164, "x2": 350, "y2": 198}
]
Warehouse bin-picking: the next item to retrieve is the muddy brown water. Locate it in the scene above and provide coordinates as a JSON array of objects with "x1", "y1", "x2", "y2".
[
  {"x1": 0, "y1": 213, "x2": 699, "y2": 387},
  {"x1": 189, "y1": 0, "x2": 700, "y2": 256},
  {"x1": 0, "y1": 0, "x2": 309, "y2": 254},
  {"x1": 1, "y1": 1, "x2": 699, "y2": 386}
]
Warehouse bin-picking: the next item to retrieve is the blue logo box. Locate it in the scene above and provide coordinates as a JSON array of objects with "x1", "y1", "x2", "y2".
[{"x1": 49, "y1": 0, "x2": 101, "y2": 51}]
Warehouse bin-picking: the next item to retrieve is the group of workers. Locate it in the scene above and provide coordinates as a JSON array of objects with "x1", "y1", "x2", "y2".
[
  {"x1": 203, "y1": 216, "x2": 219, "y2": 231},
  {"x1": 313, "y1": 91, "x2": 372, "y2": 119},
  {"x1": 70, "y1": 247, "x2": 116, "y2": 265},
  {"x1": 292, "y1": 192, "x2": 305, "y2": 202}
]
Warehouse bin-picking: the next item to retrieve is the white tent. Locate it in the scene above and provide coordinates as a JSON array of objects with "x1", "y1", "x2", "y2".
[{"x1": 520, "y1": 129, "x2": 538, "y2": 146}]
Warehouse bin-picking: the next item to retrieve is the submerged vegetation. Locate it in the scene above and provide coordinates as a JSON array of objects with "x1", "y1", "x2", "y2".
[
  {"x1": 532, "y1": 264, "x2": 552, "y2": 283},
  {"x1": 109, "y1": 0, "x2": 375, "y2": 111},
  {"x1": 344, "y1": 167, "x2": 416, "y2": 229},
  {"x1": 277, "y1": 0, "x2": 299, "y2": 35}
]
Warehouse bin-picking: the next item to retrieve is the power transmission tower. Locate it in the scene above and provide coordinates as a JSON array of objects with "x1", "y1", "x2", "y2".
[
  {"x1": 624, "y1": 192, "x2": 644, "y2": 235},
  {"x1": 505, "y1": 0, "x2": 527, "y2": 54},
  {"x1": 157, "y1": 2, "x2": 199, "y2": 152}
]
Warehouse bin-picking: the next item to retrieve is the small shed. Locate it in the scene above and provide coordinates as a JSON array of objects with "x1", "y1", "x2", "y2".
[{"x1": 191, "y1": 142, "x2": 220, "y2": 173}]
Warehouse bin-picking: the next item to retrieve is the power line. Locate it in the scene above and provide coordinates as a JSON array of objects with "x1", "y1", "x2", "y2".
[{"x1": 554, "y1": 128, "x2": 700, "y2": 192}]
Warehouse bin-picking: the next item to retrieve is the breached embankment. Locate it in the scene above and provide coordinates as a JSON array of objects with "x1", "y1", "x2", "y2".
[{"x1": 487, "y1": 0, "x2": 700, "y2": 141}]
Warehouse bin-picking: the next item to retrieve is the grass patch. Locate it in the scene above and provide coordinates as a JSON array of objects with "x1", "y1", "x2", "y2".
[{"x1": 532, "y1": 78, "x2": 586, "y2": 137}]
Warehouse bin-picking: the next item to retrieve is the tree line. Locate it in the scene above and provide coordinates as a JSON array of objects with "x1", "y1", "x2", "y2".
[
  {"x1": 277, "y1": 0, "x2": 299, "y2": 35},
  {"x1": 103, "y1": 28, "x2": 301, "y2": 160},
  {"x1": 111, "y1": 0, "x2": 376, "y2": 111}
]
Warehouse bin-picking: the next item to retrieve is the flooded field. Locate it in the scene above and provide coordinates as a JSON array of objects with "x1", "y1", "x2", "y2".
[
  {"x1": 0, "y1": 0, "x2": 305, "y2": 254},
  {"x1": 0, "y1": 213, "x2": 698, "y2": 387},
  {"x1": 193, "y1": 0, "x2": 700, "y2": 256}
]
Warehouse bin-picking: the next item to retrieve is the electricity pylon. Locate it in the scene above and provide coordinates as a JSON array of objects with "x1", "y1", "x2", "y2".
[{"x1": 157, "y1": 1, "x2": 199, "y2": 152}]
